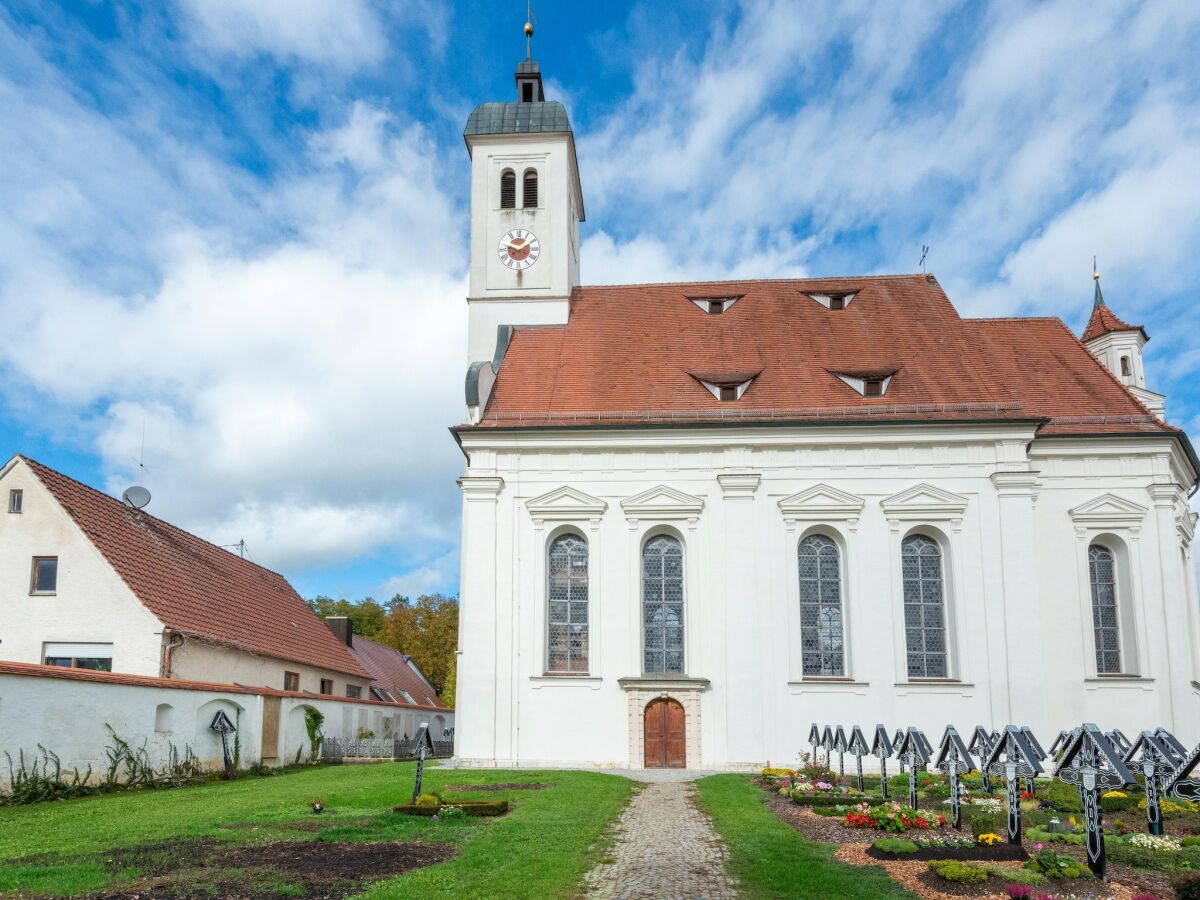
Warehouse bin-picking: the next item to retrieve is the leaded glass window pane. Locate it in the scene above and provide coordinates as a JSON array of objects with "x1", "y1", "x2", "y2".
[
  {"x1": 798, "y1": 534, "x2": 844, "y2": 676},
  {"x1": 1088, "y1": 544, "x2": 1121, "y2": 674},
  {"x1": 643, "y1": 535, "x2": 684, "y2": 674},
  {"x1": 546, "y1": 534, "x2": 589, "y2": 673},
  {"x1": 901, "y1": 535, "x2": 947, "y2": 678}
]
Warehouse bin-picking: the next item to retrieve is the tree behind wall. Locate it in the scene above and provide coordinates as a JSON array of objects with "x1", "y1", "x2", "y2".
[{"x1": 307, "y1": 593, "x2": 458, "y2": 707}]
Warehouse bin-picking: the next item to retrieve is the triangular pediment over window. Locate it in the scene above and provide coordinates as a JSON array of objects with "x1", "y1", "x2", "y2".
[
  {"x1": 621, "y1": 485, "x2": 705, "y2": 521},
  {"x1": 525, "y1": 485, "x2": 607, "y2": 521},
  {"x1": 778, "y1": 484, "x2": 865, "y2": 522},
  {"x1": 882, "y1": 483, "x2": 969, "y2": 521},
  {"x1": 1068, "y1": 493, "x2": 1148, "y2": 527}
]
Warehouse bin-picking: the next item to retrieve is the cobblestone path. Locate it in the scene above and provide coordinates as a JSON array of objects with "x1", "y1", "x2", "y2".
[{"x1": 582, "y1": 780, "x2": 739, "y2": 899}]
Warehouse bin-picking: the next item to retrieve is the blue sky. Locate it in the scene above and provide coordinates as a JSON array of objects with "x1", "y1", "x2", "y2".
[{"x1": 2, "y1": 1, "x2": 1199, "y2": 601}]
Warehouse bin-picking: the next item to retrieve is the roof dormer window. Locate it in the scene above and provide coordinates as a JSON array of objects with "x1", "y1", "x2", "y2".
[
  {"x1": 806, "y1": 291, "x2": 859, "y2": 310},
  {"x1": 691, "y1": 371, "x2": 758, "y2": 401},
  {"x1": 831, "y1": 368, "x2": 897, "y2": 397},
  {"x1": 689, "y1": 295, "x2": 742, "y2": 315}
]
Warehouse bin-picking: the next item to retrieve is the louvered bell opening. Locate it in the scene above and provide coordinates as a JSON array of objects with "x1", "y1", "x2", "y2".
[
  {"x1": 500, "y1": 170, "x2": 516, "y2": 209},
  {"x1": 523, "y1": 169, "x2": 538, "y2": 208}
]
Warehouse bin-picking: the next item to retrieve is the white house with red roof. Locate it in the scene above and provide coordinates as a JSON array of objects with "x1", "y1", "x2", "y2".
[
  {"x1": 0, "y1": 454, "x2": 373, "y2": 697},
  {"x1": 453, "y1": 50, "x2": 1200, "y2": 771}
]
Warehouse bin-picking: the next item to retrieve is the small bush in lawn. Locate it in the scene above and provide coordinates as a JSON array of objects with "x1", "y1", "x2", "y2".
[
  {"x1": 438, "y1": 804, "x2": 467, "y2": 821},
  {"x1": 871, "y1": 838, "x2": 918, "y2": 855},
  {"x1": 927, "y1": 860, "x2": 988, "y2": 884},
  {"x1": 1175, "y1": 872, "x2": 1200, "y2": 900},
  {"x1": 968, "y1": 811, "x2": 1006, "y2": 839},
  {"x1": 414, "y1": 793, "x2": 440, "y2": 808},
  {"x1": 1024, "y1": 849, "x2": 1090, "y2": 879}
]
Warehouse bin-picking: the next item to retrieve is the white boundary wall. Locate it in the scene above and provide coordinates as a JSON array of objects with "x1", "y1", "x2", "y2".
[{"x1": 0, "y1": 666, "x2": 453, "y2": 790}]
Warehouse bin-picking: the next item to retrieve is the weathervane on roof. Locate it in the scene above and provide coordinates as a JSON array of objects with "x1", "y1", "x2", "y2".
[{"x1": 525, "y1": 1, "x2": 536, "y2": 59}]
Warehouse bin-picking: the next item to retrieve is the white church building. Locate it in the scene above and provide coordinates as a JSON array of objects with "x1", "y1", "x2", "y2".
[{"x1": 453, "y1": 50, "x2": 1200, "y2": 771}]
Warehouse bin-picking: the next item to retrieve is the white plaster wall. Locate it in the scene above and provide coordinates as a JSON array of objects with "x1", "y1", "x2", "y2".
[
  {"x1": 0, "y1": 460, "x2": 165, "y2": 675},
  {"x1": 0, "y1": 672, "x2": 454, "y2": 789},
  {"x1": 170, "y1": 640, "x2": 370, "y2": 696},
  {"x1": 456, "y1": 423, "x2": 1200, "y2": 770}
]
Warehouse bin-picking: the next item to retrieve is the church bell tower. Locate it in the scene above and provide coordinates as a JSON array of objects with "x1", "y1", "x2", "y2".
[{"x1": 463, "y1": 19, "x2": 585, "y2": 367}]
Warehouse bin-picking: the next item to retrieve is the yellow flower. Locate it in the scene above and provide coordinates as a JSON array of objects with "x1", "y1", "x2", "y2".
[
  {"x1": 1102, "y1": 790, "x2": 1127, "y2": 799},
  {"x1": 977, "y1": 833, "x2": 1003, "y2": 846},
  {"x1": 1068, "y1": 816, "x2": 1076, "y2": 827}
]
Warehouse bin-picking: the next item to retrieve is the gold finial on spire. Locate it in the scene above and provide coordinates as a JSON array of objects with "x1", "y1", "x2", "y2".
[
  {"x1": 1093, "y1": 256, "x2": 1100, "y2": 281},
  {"x1": 525, "y1": 1, "x2": 535, "y2": 58}
]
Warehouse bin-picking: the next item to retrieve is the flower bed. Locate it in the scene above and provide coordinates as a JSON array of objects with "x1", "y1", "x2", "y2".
[
  {"x1": 868, "y1": 836, "x2": 1029, "y2": 863},
  {"x1": 393, "y1": 799, "x2": 509, "y2": 817},
  {"x1": 845, "y1": 801, "x2": 945, "y2": 833}
]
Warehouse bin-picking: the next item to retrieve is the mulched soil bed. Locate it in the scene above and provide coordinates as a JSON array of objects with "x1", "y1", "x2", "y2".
[
  {"x1": 82, "y1": 838, "x2": 456, "y2": 900},
  {"x1": 443, "y1": 782, "x2": 547, "y2": 792},
  {"x1": 866, "y1": 844, "x2": 1027, "y2": 862}
]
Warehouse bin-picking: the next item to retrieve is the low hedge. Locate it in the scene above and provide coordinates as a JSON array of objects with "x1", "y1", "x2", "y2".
[{"x1": 927, "y1": 860, "x2": 988, "y2": 884}]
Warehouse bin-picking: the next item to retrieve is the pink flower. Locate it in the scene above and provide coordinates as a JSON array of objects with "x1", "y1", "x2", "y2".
[{"x1": 1035, "y1": 842, "x2": 1044, "y2": 851}]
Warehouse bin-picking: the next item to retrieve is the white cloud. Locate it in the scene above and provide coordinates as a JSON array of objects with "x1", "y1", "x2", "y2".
[
  {"x1": 377, "y1": 548, "x2": 461, "y2": 600},
  {"x1": 176, "y1": 0, "x2": 388, "y2": 68}
]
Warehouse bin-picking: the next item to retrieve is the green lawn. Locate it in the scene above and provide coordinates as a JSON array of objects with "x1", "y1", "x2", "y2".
[
  {"x1": 696, "y1": 774, "x2": 917, "y2": 900},
  {"x1": 0, "y1": 763, "x2": 635, "y2": 899}
]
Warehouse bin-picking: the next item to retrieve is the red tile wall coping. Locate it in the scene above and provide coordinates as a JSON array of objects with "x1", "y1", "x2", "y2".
[{"x1": 0, "y1": 661, "x2": 451, "y2": 711}]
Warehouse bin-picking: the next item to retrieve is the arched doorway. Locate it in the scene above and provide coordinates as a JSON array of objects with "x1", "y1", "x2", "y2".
[{"x1": 643, "y1": 697, "x2": 685, "y2": 768}]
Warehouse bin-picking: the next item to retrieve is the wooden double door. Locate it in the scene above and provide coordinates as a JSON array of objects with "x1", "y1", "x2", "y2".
[{"x1": 643, "y1": 697, "x2": 685, "y2": 768}]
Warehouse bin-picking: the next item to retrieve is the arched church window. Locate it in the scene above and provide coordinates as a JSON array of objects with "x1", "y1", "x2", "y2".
[
  {"x1": 901, "y1": 534, "x2": 947, "y2": 678},
  {"x1": 500, "y1": 169, "x2": 516, "y2": 209},
  {"x1": 798, "y1": 534, "x2": 844, "y2": 676},
  {"x1": 643, "y1": 535, "x2": 684, "y2": 674},
  {"x1": 1088, "y1": 543, "x2": 1121, "y2": 674},
  {"x1": 547, "y1": 534, "x2": 588, "y2": 672},
  {"x1": 1120, "y1": 356, "x2": 1132, "y2": 377},
  {"x1": 523, "y1": 168, "x2": 538, "y2": 208}
]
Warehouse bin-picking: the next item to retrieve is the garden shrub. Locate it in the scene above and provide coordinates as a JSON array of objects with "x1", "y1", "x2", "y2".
[
  {"x1": 1025, "y1": 826, "x2": 1084, "y2": 845},
  {"x1": 1040, "y1": 779, "x2": 1084, "y2": 813},
  {"x1": 1174, "y1": 870, "x2": 1200, "y2": 900},
  {"x1": 988, "y1": 866, "x2": 1044, "y2": 886},
  {"x1": 968, "y1": 811, "x2": 1005, "y2": 838},
  {"x1": 1183, "y1": 835, "x2": 1200, "y2": 848},
  {"x1": 761, "y1": 767, "x2": 794, "y2": 777},
  {"x1": 871, "y1": 838, "x2": 918, "y2": 854},
  {"x1": 1, "y1": 747, "x2": 96, "y2": 806},
  {"x1": 414, "y1": 793, "x2": 440, "y2": 808},
  {"x1": 438, "y1": 804, "x2": 467, "y2": 821},
  {"x1": 1025, "y1": 849, "x2": 1090, "y2": 879},
  {"x1": 1100, "y1": 790, "x2": 1137, "y2": 812},
  {"x1": 303, "y1": 708, "x2": 325, "y2": 762},
  {"x1": 927, "y1": 860, "x2": 988, "y2": 884}
]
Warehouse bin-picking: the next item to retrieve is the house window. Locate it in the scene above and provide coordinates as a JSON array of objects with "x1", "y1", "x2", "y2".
[
  {"x1": 719, "y1": 384, "x2": 738, "y2": 401},
  {"x1": 284, "y1": 671, "x2": 300, "y2": 691},
  {"x1": 708, "y1": 300, "x2": 723, "y2": 314},
  {"x1": 1088, "y1": 544, "x2": 1122, "y2": 674},
  {"x1": 863, "y1": 378, "x2": 884, "y2": 396},
  {"x1": 828, "y1": 295, "x2": 845, "y2": 310},
  {"x1": 319, "y1": 678, "x2": 333, "y2": 695},
  {"x1": 346, "y1": 684, "x2": 362, "y2": 699},
  {"x1": 523, "y1": 168, "x2": 538, "y2": 208},
  {"x1": 43, "y1": 642, "x2": 112, "y2": 671},
  {"x1": 31, "y1": 557, "x2": 58, "y2": 594},
  {"x1": 500, "y1": 169, "x2": 516, "y2": 209},
  {"x1": 643, "y1": 534, "x2": 684, "y2": 674},
  {"x1": 547, "y1": 533, "x2": 589, "y2": 673},
  {"x1": 798, "y1": 534, "x2": 844, "y2": 676},
  {"x1": 1120, "y1": 356, "x2": 1132, "y2": 377},
  {"x1": 8, "y1": 489, "x2": 22, "y2": 513},
  {"x1": 901, "y1": 535, "x2": 947, "y2": 678}
]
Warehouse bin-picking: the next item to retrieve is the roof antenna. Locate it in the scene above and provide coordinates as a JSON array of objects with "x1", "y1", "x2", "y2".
[
  {"x1": 525, "y1": 1, "x2": 535, "y2": 59},
  {"x1": 221, "y1": 539, "x2": 248, "y2": 559},
  {"x1": 919, "y1": 244, "x2": 930, "y2": 275},
  {"x1": 122, "y1": 420, "x2": 152, "y2": 510}
]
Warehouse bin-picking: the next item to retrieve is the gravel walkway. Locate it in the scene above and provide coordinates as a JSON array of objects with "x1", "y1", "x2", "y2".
[{"x1": 582, "y1": 781, "x2": 739, "y2": 899}]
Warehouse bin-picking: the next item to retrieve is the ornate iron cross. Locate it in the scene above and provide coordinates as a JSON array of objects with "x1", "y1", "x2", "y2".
[
  {"x1": 985, "y1": 725, "x2": 1044, "y2": 847},
  {"x1": 871, "y1": 724, "x2": 894, "y2": 801},
  {"x1": 936, "y1": 726, "x2": 977, "y2": 830},
  {"x1": 968, "y1": 726, "x2": 998, "y2": 793},
  {"x1": 1054, "y1": 723, "x2": 1134, "y2": 879},
  {"x1": 834, "y1": 725, "x2": 848, "y2": 777},
  {"x1": 1124, "y1": 730, "x2": 1180, "y2": 836},
  {"x1": 896, "y1": 728, "x2": 931, "y2": 810},
  {"x1": 848, "y1": 726, "x2": 870, "y2": 792}
]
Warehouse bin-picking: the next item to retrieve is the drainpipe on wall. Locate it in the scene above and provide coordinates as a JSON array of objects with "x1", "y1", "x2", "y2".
[{"x1": 160, "y1": 630, "x2": 184, "y2": 678}]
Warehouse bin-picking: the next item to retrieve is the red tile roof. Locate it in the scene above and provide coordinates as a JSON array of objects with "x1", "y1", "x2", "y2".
[
  {"x1": 1081, "y1": 302, "x2": 1148, "y2": 343},
  {"x1": 348, "y1": 634, "x2": 450, "y2": 709},
  {"x1": 21, "y1": 458, "x2": 369, "y2": 680},
  {"x1": 471, "y1": 275, "x2": 1176, "y2": 440},
  {"x1": 0, "y1": 661, "x2": 431, "y2": 709}
]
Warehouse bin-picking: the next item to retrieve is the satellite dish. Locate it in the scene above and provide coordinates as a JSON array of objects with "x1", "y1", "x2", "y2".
[{"x1": 122, "y1": 485, "x2": 151, "y2": 509}]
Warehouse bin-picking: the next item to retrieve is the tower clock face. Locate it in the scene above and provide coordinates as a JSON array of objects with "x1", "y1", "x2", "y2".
[{"x1": 498, "y1": 229, "x2": 541, "y2": 270}]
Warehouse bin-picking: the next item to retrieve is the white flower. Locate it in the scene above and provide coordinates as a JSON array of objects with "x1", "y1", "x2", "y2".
[{"x1": 1129, "y1": 833, "x2": 1180, "y2": 852}]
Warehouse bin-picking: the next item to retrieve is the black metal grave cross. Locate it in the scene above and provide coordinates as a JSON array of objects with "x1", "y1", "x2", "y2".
[
  {"x1": 834, "y1": 725, "x2": 848, "y2": 777},
  {"x1": 1124, "y1": 730, "x2": 1180, "y2": 836},
  {"x1": 871, "y1": 724, "x2": 894, "y2": 801},
  {"x1": 410, "y1": 723, "x2": 435, "y2": 804},
  {"x1": 209, "y1": 710, "x2": 237, "y2": 780},
  {"x1": 936, "y1": 726, "x2": 977, "y2": 830},
  {"x1": 848, "y1": 726, "x2": 870, "y2": 792},
  {"x1": 968, "y1": 727, "x2": 999, "y2": 793},
  {"x1": 895, "y1": 727, "x2": 931, "y2": 810},
  {"x1": 808, "y1": 723, "x2": 821, "y2": 770},
  {"x1": 984, "y1": 725, "x2": 1044, "y2": 847},
  {"x1": 1054, "y1": 723, "x2": 1135, "y2": 880}
]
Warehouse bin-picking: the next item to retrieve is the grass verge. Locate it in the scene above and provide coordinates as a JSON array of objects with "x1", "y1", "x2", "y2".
[
  {"x1": 0, "y1": 763, "x2": 635, "y2": 899},
  {"x1": 696, "y1": 774, "x2": 916, "y2": 899}
]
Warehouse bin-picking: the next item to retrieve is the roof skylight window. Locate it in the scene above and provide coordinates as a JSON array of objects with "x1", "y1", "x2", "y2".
[
  {"x1": 806, "y1": 291, "x2": 859, "y2": 310},
  {"x1": 689, "y1": 295, "x2": 742, "y2": 315},
  {"x1": 831, "y1": 368, "x2": 897, "y2": 397},
  {"x1": 691, "y1": 371, "x2": 758, "y2": 401}
]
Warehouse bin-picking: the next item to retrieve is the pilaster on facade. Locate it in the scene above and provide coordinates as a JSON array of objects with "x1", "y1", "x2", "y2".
[{"x1": 458, "y1": 475, "x2": 505, "y2": 500}]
